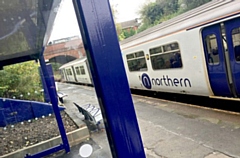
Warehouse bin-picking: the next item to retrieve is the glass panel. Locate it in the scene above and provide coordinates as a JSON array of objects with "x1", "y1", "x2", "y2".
[
  {"x1": 80, "y1": 66, "x2": 86, "y2": 75},
  {"x1": 163, "y1": 43, "x2": 179, "y2": 52},
  {"x1": 127, "y1": 58, "x2": 147, "y2": 71},
  {"x1": 126, "y1": 54, "x2": 134, "y2": 59},
  {"x1": 126, "y1": 51, "x2": 147, "y2": 72},
  {"x1": 69, "y1": 69, "x2": 72, "y2": 75},
  {"x1": 75, "y1": 67, "x2": 80, "y2": 75},
  {"x1": 135, "y1": 51, "x2": 144, "y2": 57},
  {"x1": 205, "y1": 34, "x2": 219, "y2": 64},
  {"x1": 150, "y1": 46, "x2": 162, "y2": 55},
  {"x1": 0, "y1": 0, "x2": 60, "y2": 66},
  {"x1": 232, "y1": 27, "x2": 240, "y2": 61},
  {"x1": 151, "y1": 52, "x2": 182, "y2": 70}
]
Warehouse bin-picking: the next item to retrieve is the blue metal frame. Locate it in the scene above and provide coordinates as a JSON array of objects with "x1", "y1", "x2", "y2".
[
  {"x1": 224, "y1": 17, "x2": 240, "y2": 96},
  {"x1": 72, "y1": 0, "x2": 145, "y2": 157},
  {"x1": 25, "y1": 144, "x2": 64, "y2": 158},
  {"x1": 25, "y1": 53, "x2": 70, "y2": 158}
]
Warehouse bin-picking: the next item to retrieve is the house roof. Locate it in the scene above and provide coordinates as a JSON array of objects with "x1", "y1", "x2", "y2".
[{"x1": 119, "y1": 19, "x2": 140, "y2": 30}]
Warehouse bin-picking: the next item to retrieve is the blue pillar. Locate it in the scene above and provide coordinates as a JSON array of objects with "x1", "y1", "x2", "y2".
[
  {"x1": 72, "y1": 0, "x2": 146, "y2": 157},
  {"x1": 39, "y1": 54, "x2": 70, "y2": 152},
  {"x1": 39, "y1": 64, "x2": 55, "y2": 103},
  {"x1": 25, "y1": 54, "x2": 70, "y2": 158}
]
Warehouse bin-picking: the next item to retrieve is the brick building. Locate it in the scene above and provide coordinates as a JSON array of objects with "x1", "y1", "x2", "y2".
[{"x1": 44, "y1": 36, "x2": 86, "y2": 64}]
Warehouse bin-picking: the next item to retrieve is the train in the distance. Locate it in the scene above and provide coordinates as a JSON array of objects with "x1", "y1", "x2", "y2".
[{"x1": 59, "y1": 0, "x2": 240, "y2": 100}]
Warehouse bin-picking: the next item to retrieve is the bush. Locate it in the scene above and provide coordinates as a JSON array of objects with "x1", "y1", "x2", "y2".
[{"x1": 0, "y1": 61, "x2": 44, "y2": 102}]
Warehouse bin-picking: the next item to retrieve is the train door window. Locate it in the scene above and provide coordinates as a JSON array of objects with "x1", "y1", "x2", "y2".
[
  {"x1": 150, "y1": 42, "x2": 182, "y2": 70},
  {"x1": 68, "y1": 69, "x2": 72, "y2": 75},
  {"x1": 126, "y1": 51, "x2": 147, "y2": 72},
  {"x1": 80, "y1": 66, "x2": 86, "y2": 75},
  {"x1": 232, "y1": 27, "x2": 240, "y2": 62},
  {"x1": 75, "y1": 67, "x2": 81, "y2": 75},
  {"x1": 204, "y1": 34, "x2": 219, "y2": 64}
]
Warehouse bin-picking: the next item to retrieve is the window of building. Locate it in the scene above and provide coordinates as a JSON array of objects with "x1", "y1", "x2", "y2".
[
  {"x1": 126, "y1": 51, "x2": 147, "y2": 72},
  {"x1": 150, "y1": 42, "x2": 182, "y2": 70}
]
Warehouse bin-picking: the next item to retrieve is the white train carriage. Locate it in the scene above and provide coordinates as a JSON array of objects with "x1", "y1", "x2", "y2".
[
  {"x1": 59, "y1": 57, "x2": 92, "y2": 85},
  {"x1": 59, "y1": 0, "x2": 240, "y2": 100},
  {"x1": 61, "y1": 63, "x2": 75, "y2": 82},
  {"x1": 120, "y1": 0, "x2": 240, "y2": 99}
]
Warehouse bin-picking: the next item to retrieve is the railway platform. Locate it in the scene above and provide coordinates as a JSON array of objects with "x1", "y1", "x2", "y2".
[{"x1": 56, "y1": 82, "x2": 240, "y2": 158}]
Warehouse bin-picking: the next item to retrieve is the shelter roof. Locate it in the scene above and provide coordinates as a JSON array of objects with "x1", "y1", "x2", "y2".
[{"x1": 0, "y1": 0, "x2": 61, "y2": 68}]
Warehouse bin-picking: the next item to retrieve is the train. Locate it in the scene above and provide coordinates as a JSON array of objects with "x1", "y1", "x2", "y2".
[{"x1": 59, "y1": 0, "x2": 240, "y2": 100}]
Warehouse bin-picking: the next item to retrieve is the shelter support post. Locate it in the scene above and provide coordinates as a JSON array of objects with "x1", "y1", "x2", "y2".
[
  {"x1": 25, "y1": 53, "x2": 70, "y2": 158},
  {"x1": 73, "y1": 0, "x2": 146, "y2": 157}
]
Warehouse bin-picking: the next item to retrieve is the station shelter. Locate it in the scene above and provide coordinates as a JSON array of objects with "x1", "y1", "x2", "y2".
[{"x1": 0, "y1": 0, "x2": 145, "y2": 157}]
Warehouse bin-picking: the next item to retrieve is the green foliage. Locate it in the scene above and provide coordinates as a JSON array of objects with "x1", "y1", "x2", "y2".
[
  {"x1": 111, "y1": 4, "x2": 125, "y2": 41},
  {"x1": 182, "y1": 0, "x2": 211, "y2": 11},
  {"x1": 140, "y1": 2, "x2": 162, "y2": 26},
  {"x1": 138, "y1": 0, "x2": 211, "y2": 32},
  {"x1": 0, "y1": 61, "x2": 44, "y2": 102},
  {"x1": 50, "y1": 62, "x2": 62, "y2": 81},
  {"x1": 50, "y1": 62, "x2": 62, "y2": 72},
  {"x1": 0, "y1": 31, "x2": 29, "y2": 56},
  {"x1": 122, "y1": 28, "x2": 137, "y2": 39}
]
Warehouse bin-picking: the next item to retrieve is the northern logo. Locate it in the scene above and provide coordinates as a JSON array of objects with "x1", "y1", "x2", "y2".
[
  {"x1": 141, "y1": 73, "x2": 191, "y2": 89},
  {"x1": 141, "y1": 73, "x2": 152, "y2": 89}
]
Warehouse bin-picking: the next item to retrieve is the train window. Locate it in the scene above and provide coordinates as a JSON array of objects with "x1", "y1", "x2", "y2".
[
  {"x1": 68, "y1": 69, "x2": 72, "y2": 75},
  {"x1": 80, "y1": 66, "x2": 86, "y2": 75},
  {"x1": 205, "y1": 34, "x2": 219, "y2": 64},
  {"x1": 163, "y1": 43, "x2": 179, "y2": 52},
  {"x1": 135, "y1": 51, "x2": 144, "y2": 57},
  {"x1": 232, "y1": 27, "x2": 240, "y2": 62},
  {"x1": 150, "y1": 46, "x2": 162, "y2": 55},
  {"x1": 126, "y1": 54, "x2": 134, "y2": 59},
  {"x1": 150, "y1": 42, "x2": 182, "y2": 70},
  {"x1": 126, "y1": 51, "x2": 147, "y2": 72},
  {"x1": 75, "y1": 67, "x2": 81, "y2": 75}
]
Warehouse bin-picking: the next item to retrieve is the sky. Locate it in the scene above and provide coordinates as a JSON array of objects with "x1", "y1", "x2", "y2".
[
  {"x1": 49, "y1": 0, "x2": 148, "y2": 42},
  {"x1": 111, "y1": 0, "x2": 148, "y2": 22}
]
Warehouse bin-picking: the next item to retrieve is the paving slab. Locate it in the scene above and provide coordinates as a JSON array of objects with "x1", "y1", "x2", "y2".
[{"x1": 57, "y1": 82, "x2": 240, "y2": 158}]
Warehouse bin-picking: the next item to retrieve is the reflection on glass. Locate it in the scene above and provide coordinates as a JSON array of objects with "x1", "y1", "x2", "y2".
[
  {"x1": 232, "y1": 27, "x2": 240, "y2": 61},
  {"x1": 80, "y1": 66, "x2": 86, "y2": 74},
  {"x1": 150, "y1": 42, "x2": 182, "y2": 70},
  {"x1": 75, "y1": 67, "x2": 81, "y2": 75},
  {"x1": 205, "y1": 34, "x2": 219, "y2": 64},
  {"x1": 126, "y1": 51, "x2": 147, "y2": 71}
]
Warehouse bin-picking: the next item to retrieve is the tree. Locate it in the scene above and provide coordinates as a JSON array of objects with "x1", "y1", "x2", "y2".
[
  {"x1": 111, "y1": 4, "x2": 125, "y2": 41},
  {"x1": 122, "y1": 28, "x2": 137, "y2": 39},
  {"x1": 0, "y1": 61, "x2": 44, "y2": 101},
  {"x1": 138, "y1": 0, "x2": 211, "y2": 32},
  {"x1": 182, "y1": 0, "x2": 211, "y2": 11},
  {"x1": 139, "y1": 2, "x2": 164, "y2": 26}
]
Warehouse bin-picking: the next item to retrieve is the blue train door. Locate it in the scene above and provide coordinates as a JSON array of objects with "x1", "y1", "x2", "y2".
[
  {"x1": 202, "y1": 17, "x2": 240, "y2": 97},
  {"x1": 224, "y1": 17, "x2": 240, "y2": 97}
]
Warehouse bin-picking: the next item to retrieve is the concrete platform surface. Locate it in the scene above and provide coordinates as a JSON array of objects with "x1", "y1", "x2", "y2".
[{"x1": 56, "y1": 82, "x2": 240, "y2": 158}]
